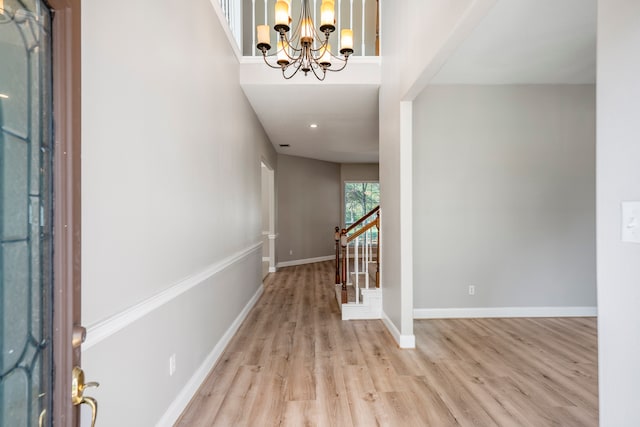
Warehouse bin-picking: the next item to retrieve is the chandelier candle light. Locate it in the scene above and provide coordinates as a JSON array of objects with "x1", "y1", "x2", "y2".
[{"x1": 256, "y1": 0, "x2": 354, "y2": 80}]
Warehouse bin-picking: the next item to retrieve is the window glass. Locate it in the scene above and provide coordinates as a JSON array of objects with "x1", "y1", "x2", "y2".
[{"x1": 344, "y1": 182, "x2": 379, "y2": 227}]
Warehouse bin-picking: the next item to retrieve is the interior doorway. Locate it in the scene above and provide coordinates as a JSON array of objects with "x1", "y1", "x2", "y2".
[{"x1": 261, "y1": 161, "x2": 276, "y2": 277}]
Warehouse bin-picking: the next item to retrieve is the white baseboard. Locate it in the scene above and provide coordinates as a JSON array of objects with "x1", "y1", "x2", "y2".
[
  {"x1": 156, "y1": 284, "x2": 264, "y2": 426},
  {"x1": 268, "y1": 266, "x2": 277, "y2": 273},
  {"x1": 382, "y1": 311, "x2": 416, "y2": 349},
  {"x1": 413, "y1": 306, "x2": 598, "y2": 319},
  {"x1": 276, "y1": 254, "x2": 334, "y2": 268}
]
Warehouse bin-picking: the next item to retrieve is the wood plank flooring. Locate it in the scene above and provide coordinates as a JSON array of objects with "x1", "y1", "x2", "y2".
[{"x1": 176, "y1": 261, "x2": 598, "y2": 426}]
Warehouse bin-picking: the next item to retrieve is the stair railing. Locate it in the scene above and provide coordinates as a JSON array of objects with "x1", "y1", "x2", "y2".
[{"x1": 335, "y1": 206, "x2": 380, "y2": 304}]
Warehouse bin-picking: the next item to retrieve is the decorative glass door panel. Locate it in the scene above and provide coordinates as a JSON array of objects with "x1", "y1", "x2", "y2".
[{"x1": 0, "y1": 1, "x2": 54, "y2": 426}]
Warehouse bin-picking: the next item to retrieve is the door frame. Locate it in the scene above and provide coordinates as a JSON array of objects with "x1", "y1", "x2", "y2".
[
  {"x1": 49, "y1": 0, "x2": 81, "y2": 424},
  {"x1": 261, "y1": 159, "x2": 276, "y2": 273}
]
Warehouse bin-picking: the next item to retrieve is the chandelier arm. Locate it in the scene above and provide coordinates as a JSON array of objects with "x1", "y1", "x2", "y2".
[
  {"x1": 325, "y1": 57, "x2": 351, "y2": 72},
  {"x1": 279, "y1": 32, "x2": 304, "y2": 55},
  {"x1": 282, "y1": 59, "x2": 305, "y2": 80},
  {"x1": 261, "y1": 51, "x2": 287, "y2": 69},
  {"x1": 309, "y1": 63, "x2": 327, "y2": 81},
  {"x1": 309, "y1": 37, "x2": 330, "y2": 54},
  {"x1": 280, "y1": 42, "x2": 304, "y2": 62},
  {"x1": 289, "y1": 0, "x2": 308, "y2": 42},
  {"x1": 285, "y1": 45, "x2": 307, "y2": 69}
]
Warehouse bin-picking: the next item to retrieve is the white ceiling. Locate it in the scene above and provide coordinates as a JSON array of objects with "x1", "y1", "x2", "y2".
[
  {"x1": 239, "y1": 0, "x2": 597, "y2": 163},
  {"x1": 240, "y1": 58, "x2": 381, "y2": 163}
]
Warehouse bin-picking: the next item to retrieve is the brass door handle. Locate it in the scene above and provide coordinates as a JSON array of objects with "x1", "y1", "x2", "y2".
[{"x1": 72, "y1": 366, "x2": 99, "y2": 427}]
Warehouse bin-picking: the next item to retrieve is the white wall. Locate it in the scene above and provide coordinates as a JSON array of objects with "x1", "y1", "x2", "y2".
[
  {"x1": 81, "y1": 0, "x2": 276, "y2": 425},
  {"x1": 413, "y1": 85, "x2": 596, "y2": 314},
  {"x1": 597, "y1": 2, "x2": 640, "y2": 425}
]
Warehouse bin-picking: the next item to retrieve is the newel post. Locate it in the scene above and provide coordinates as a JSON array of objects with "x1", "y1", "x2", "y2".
[
  {"x1": 334, "y1": 226, "x2": 341, "y2": 285},
  {"x1": 341, "y1": 229, "x2": 348, "y2": 304}
]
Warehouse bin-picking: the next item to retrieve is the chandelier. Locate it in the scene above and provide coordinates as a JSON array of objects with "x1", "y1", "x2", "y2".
[{"x1": 256, "y1": 0, "x2": 354, "y2": 80}]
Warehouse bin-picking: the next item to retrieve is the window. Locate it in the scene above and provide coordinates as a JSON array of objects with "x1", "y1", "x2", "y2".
[{"x1": 344, "y1": 182, "x2": 380, "y2": 227}]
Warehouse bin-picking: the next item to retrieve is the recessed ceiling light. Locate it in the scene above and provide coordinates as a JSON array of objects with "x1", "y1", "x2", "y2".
[
  {"x1": 0, "y1": 94, "x2": 8, "y2": 99},
  {"x1": 309, "y1": 123, "x2": 318, "y2": 129}
]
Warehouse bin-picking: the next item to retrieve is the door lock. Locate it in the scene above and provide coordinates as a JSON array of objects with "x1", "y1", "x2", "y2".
[{"x1": 71, "y1": 366, "x2": 99, "y2": 427}]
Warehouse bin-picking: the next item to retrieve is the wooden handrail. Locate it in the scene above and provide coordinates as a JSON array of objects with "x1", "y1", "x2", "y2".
[
  {"x1": 347, "y1": 216, "x2": 378, "y2": 243},
  {"x1": 346, "y1": 205, "x2": 380, "y2": 233}
]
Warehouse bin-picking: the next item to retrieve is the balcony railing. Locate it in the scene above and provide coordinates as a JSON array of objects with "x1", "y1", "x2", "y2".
[
  {"x1": 217, "y1": 0, "x2": 380, "y2": 57},
  {"x1": 219, "y1": 0, "x2": 243, "y2": 49}
]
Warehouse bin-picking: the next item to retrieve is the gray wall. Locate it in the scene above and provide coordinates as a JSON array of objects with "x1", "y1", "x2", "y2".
[
  {"x1": 413, "y1": 85, "x2": 596, "y2": 309},
  {"x1": 80, "y1": 0, "x2": 276, "y2": 425},
  {"x1": 340, "y1": 163, "x2": 380, "y2": 182},
  {"x1": 597, "y1": 2, "x2": 640, "y2": 425},
  {"x1": 277, "y1": 154, "x2": 340, "y2": 263}
]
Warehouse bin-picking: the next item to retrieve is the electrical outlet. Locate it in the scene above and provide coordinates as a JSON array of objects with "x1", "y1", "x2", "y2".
[
  {"x1": 169, "y1": 354, "x2": 176, "y2": 376},
  {"x1": 468, "y1": 285, "x2": 475, "y2": 296}
]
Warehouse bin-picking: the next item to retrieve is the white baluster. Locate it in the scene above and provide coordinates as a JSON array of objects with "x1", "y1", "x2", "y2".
[
  {"x1": 350, "y1": 0, "x2": 353, "y2": 35},
  {"x1": 337, "y1": 0, "x2": 341, "y2": 40},
  {"x1": 232, "y1": 0, "x2": 235, "y2": 36},
  {"x1": 355, "y1": 235, "x2": 359, "y2": 304},
  {"x1": 371, "y1": 228, "x2": 375, "y2": 266},
  {"x1": 367, "y1": 228, "x2": 373, "y2": 289},
  {"x1": 361, "y1": 0, "x2": 366, "y2": 55},
  {"x1": 264, "y1": 0, "x2": 268, "y2": 28},
  {"x1": 252, "y1": 0, "x2": 256, "y2": 55},
  {"x1": 365, "y1": 227, "x2": 369, "y2": 289},
  {"x1": 346, "y1": 240, "x2": 350, "y2": 286},
  {"x1": 313, "y1": 0, "x2": 317, "y2": 49}
]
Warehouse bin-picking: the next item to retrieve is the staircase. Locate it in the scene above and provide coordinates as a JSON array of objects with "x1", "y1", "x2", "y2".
[{"x1": 333, "y1": 206, "x2": 382, "y2": 320}]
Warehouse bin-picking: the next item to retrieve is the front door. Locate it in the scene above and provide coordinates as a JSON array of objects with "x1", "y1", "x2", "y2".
[
  {"x1": 0, "y1": 1, "x2": 55, "y2": 425},
  {"x1": 1, "y1": 1, "x2": 84, "y2": 425}
]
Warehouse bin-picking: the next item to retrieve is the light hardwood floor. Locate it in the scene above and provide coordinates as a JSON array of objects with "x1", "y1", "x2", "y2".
[{"x1": 176, "y1": 261, "x2": 598, "y2": 426}]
